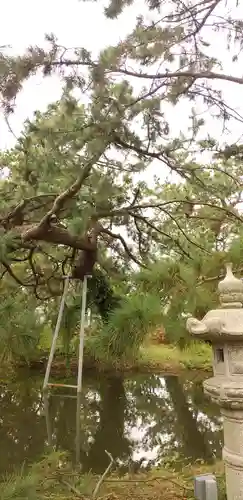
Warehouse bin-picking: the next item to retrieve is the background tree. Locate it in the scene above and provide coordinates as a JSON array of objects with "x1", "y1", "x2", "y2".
[
  {"x1": 1, "y1": 0, "x2": 243, "y2": 284},
  {"x1": 1, "y1": 0, "x2": 243, "y2": 358}
]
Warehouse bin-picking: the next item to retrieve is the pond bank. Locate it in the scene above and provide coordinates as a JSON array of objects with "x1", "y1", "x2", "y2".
[
  {"x1": 13, "y1": 342, "x2": 213, "y2": 377},
  {"x1": 0, "y1": 452, "x2": 225, "y2": 500}
]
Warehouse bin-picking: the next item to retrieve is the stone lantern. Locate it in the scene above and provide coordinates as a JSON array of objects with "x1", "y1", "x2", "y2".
[{"x1": 187, "y1": 263, "x2": 243, "y2": 500}]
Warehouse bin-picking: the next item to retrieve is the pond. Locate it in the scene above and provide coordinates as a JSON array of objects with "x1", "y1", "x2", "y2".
[{"x1": 0, "y1": 371, "x2": 223, "y2": 476}]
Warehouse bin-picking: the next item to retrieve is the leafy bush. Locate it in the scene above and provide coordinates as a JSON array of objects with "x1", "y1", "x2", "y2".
[{"x1": 91, "y1": 292, "x2": 163, "y2": 361}]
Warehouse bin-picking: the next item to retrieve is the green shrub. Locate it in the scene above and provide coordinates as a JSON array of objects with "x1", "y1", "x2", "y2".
[{"x1": 93, "y1": 292, "x2": 163, "y2": 361}]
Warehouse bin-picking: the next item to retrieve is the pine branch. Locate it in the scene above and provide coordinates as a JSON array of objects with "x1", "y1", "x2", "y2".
[
  {"x1": 48, "y1": 59, "x2": 243, "y2": 86},
  {"x1": 100, "y1": 226, "x2": 146, "y2": 268}
]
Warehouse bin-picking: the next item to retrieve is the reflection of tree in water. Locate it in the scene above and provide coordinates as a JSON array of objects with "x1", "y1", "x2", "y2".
[
  {"x1": 0, "y1": 371, "x2": 223, "y2": 476},
  {"x1": 124, "y1": 374, "x2": 222, "y2": 466},
  {"x1": 47, "y1": 393, "x2": 78, "y2": 453},
  {"x1": 0, "y1": 376, "x2": 47, "y2": 475},
  {"x1": 81, "y1": 375, "x2": 132, "y2": 473},
  {"x1": 44, "y1": 375, "x2": 132, "y2": 472},
  {"x1": 165, "y1": 377, "x2": 213, "y2": 462},
  {"x1": 184, "y1": 379, "x2": 223, "y2": 458}
]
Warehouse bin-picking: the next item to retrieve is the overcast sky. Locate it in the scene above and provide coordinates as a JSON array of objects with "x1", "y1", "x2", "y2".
[
  {"x1": 0, "y1": 0, "x2": 243, "y2": 164},
  {"x1": 0, "y1": 0, "x2": 141, "y2": 149}
]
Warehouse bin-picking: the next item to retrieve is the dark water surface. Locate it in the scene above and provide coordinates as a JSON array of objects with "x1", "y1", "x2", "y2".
[{"x1": 0, "y1": 371, "x2": 223, "y2": 476}]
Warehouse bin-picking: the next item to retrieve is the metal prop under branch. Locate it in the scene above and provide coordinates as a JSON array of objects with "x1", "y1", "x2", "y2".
[{"x1": 43, "y1": 274, "x2": 89, "y2": 394}]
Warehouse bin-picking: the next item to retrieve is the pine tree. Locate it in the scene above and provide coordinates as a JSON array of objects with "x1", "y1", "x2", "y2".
[{"x1": 1, "y1": 0, "x2": 243, "y2": 358}]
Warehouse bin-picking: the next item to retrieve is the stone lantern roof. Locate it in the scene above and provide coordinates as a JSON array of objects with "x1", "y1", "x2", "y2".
[{"x1": 187, "y1": 263, "x2": 243, "y2": 342}]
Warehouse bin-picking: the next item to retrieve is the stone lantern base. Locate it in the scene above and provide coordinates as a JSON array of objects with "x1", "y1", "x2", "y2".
[{"x1": 204, "y1": 376, "x2": 243, "y2": 500}]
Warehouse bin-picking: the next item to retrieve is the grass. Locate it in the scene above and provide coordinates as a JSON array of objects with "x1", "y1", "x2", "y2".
[
  {"x1": 0, "y1": 452, "x2": 226, "y2": 500},
  {"x1": 139, "y1": 341, "x2": 213, "y2": 373},
  {"x1": 82, "y1": 338, "x2": 213, "y2": 374}
]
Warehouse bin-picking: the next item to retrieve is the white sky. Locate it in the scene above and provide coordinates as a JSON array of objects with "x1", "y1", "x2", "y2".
[
  {"x1": 0, "y1": 0, "x2": 243, "y2": 168},
  {"x1": 0, "y1": 0, "x2": 143, "y2": 149}
]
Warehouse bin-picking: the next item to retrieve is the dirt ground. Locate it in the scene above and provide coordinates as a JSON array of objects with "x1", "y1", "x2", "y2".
[{"x1": 50, "y1": 460, "x2": 225, "y2": 500}]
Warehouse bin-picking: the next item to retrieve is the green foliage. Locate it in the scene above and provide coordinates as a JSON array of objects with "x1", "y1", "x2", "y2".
[
  {"x1": 87, "y1": 268, "x2": 122, "y2": 321},
  {"x1": 0, "y1": 280, "x2": 41, "y2": 364},
  {"x1": 90, "y1": 292, "x2": 162, "y2": 361},
  {"x1": 0, "y1": 451, "x2": 65, "y2": 500},
  {"x1": 1, "y1": 0, "x2": 243, "y2": 362},
  {"x1": 133, "y1": 238, "x2": 243, "y2": 347}
]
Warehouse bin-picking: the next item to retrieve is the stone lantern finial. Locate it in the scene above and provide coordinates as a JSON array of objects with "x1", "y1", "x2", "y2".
[{"x1": 218, "y1": 262, "x2": 243, "y2": 308}]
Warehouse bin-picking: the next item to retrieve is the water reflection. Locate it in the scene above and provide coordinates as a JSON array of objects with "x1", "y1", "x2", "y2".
[
  {"x1": 75, "y1": 392, "x2": 82, "y2": 464},
  {"x1": 43, "y1": 391, "x2": 82, "y2": 464},
  {"x1": 43, "y1": 393, "x2": 52, "y2": 447},
  {"x1": 0, "y1": 372, "x2": 223, "y2": 476}
]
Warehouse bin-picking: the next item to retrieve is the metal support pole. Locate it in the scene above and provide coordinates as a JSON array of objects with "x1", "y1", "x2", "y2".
[
  {"x1": 77, "y1": 275, "x2": 88, "y2": 394},
  {"x1": 42, "y1": 275, "x2": 89, "y2": 464},
  {"x1": 43, "y1": 276, "x2": 70, "y2": 390}
]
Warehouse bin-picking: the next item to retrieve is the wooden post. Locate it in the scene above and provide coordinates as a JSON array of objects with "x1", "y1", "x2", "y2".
[
  {"x1": 43, "y1": 276, "x2": 70, "y2": 390},
  {"x1": 77, "y1": 275, "x2": 88, "y2": 394}
]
